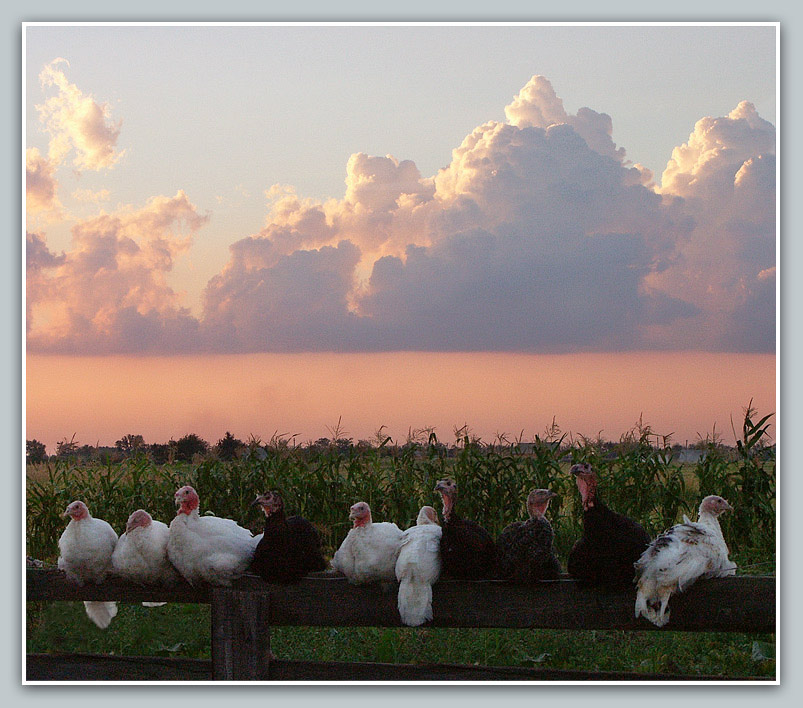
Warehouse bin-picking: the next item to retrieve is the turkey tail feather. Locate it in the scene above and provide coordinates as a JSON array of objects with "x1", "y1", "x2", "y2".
[
  {"x1": 83, "y1": 601, "x2": 118, "y2": 629},
  {"x1": 397, "y1": 578, "x2": 432, "y2": 627}
]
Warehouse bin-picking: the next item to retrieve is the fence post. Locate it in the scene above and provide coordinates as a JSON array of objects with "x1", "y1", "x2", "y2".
[{"x1": 211, "y1": 587, "x2": 271, "y2": 680}]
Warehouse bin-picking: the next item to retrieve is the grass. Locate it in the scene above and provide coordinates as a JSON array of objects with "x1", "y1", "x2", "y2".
[{"x1": 26, "y1": 602, "x2": 775, "y2": 678}]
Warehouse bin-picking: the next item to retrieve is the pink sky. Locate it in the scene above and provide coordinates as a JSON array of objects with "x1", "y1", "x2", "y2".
[{"x1": 26, "y1": 351, "x2": 775, "y2": 453}]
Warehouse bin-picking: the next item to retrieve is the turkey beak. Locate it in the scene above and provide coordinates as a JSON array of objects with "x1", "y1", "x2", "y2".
[
  {"x1": 724, "y1": 501, "x2": 734, "y2": 512},
  {"x1": 251, "y1": 496, "x2": 263, "y2": 508},
  {"x1": 433, "y1": 482, "x2": 445, "y2": 493},
  {"x1": 61, "y1": 508, "x2": 71, "y2": 518},
  {"x1": 546, "y1": 491, "x2": 558, "y2": 499}
]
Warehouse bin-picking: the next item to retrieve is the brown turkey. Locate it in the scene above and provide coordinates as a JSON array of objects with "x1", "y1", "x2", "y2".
[
  {"x1": 566, "y1": 463, "x2": 651, "y2": 585},
  {"x1": 496, "y1": 489, "x2": 561, "y2": 583},
  {"x1": 249, "y1": 491, "x2": 326, "y2": 583},
  {"x1": 434, "y1": 478, "x2": 496, "y2": 579}
]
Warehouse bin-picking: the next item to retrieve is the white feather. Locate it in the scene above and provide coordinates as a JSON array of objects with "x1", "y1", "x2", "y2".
[
  {"x1": 331, "y1": 521, "x2": 403, "y2": 585},
  {"x1": 113, "y1": 517, "x2": 180, "y2": 586},
  {"x1": 395, "y1": 509, "x2": 442, "y2": 626},
  {"x1": 58, "y1": 505, "x2": 119, "y2": 629},
  {"x1": 168, "y1": 510, "x2": 259, "y2": 586},
  {"x1": 635, "y1": 503, "x2": 735, "y2": 627}
]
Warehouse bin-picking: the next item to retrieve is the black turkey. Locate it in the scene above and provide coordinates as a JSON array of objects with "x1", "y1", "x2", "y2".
[
  {"x1": 496, "y1": 489, "x2": 561, "y2": 583},
  {"x1": 434, "y1": 478, "x2": 496, "y2": 579},
  {"x1": 566, "y1": 463, "x2": 651, "y2": 585},
  {"x1": 250, "y1": 491, "x2": 326, "y2": 583}
]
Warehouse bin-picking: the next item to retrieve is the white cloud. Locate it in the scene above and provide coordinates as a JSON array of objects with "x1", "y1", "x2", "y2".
[{"x1": 36, "y1": 58, "x2": 124, "y2": 172}]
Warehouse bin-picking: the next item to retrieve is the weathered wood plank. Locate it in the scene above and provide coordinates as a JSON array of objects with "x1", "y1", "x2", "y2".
[
  {"x1": 24, "y1": 654, "x2": 774, "y2": 682},
  {"x1": 211, "y1": 588, "x2": 271, "y2": 680},
  {"x1": 26, "y1": 567, "x2": 210, "y2": 603},
  {"x1": 26, "y1": 568, "x2": 775, "y2": 633},
  {"x1": 267, "y1": 659, "x2": 773, "y2": 682},
  {"x1": 26, "y1": 653, "x2": 212, "y2": 681},
  {"x1": 264, "y1": 574, "x2": 775, "y2": 632}
]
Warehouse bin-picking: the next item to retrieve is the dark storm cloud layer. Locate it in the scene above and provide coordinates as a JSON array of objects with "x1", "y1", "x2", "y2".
[{"x1": 26, "y1": 75, "x2": 776, "y2": 354}]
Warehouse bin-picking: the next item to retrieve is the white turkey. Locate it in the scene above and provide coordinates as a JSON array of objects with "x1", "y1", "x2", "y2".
[
  {"x1": 330, "y1": 501, "x2": 403, "y2": 585},
  {"x1": 112, "y1": 509, "x2": 180, "y2": 607},
  {"x1": 57, "y1": 500, "x2": 119, "y2": 629},
  {"x1": 395, "y1": 505, "x2": 442, "y2": 627},
  {"x1": 167, "y1": 486, "x2": 259, "y2": 586},
  {"x1": 635, "y1": 495, "x2": 736, "y2": 627}
]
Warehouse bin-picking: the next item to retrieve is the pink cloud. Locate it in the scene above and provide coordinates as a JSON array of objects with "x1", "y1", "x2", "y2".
[{"x1": 26, "y1": 191, "x2": 207, "y2": 353}]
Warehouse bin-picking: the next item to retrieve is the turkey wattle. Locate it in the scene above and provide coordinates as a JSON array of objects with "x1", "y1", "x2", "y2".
[
  {"x1": 58, "y1": 500, "x2": 119, "y2": 629},
  {"x1": 635, "y1": 495, "x2": 736, "y2": 627}
]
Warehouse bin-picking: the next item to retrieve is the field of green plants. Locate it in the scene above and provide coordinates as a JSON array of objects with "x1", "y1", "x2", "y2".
[{"x1": 25, "y1": 408, "x2": 776, "y2": 678}]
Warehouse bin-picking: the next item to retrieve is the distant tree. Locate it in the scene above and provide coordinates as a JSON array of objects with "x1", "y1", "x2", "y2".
[
  {"x1": 335, "y1": 438, "x2": 353, "y2": 455},
  {"x1": 26, "y1": 439, "x2": 47, "y2": 464},
  {"x1": 116, "y1": 434, "x2": 145, "y2": 456},
  {"x1": 75, "y1": 444, "x2": 98, "y2": 460},
  {"x1": 148, "y1": 443, "x2": 172, "y2": 465},
  {"x1": 215, "y1": 431, "x2": 245, "y2": 461},
  {"x1": 172, "y1": 434, "x2": 209, "y2": 462},
  {"x1": 55, "y1": 434, "x2": 79, "y2": 458}
]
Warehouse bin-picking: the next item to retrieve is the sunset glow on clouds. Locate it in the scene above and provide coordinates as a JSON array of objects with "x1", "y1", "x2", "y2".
[{"x1": 25, "y1": 65, "x2": 776, "y2": 355}]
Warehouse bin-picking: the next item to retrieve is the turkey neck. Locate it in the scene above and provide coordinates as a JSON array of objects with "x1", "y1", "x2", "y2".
[
  {"x1": 575, "y1": 477, "x2": 598, "y2": 511},
  {"x1": 580, "y1": 500, "x2": 615, "y2": 534},
  {"x1": 696, "y1": 510, "x2": 725, "y2": 542},
  {"x1": 440, "y1": 493, "x2": 457, "y2": 522},
  {"x1": 263, "y1": 508, "x2": 287, "y2": 529}
]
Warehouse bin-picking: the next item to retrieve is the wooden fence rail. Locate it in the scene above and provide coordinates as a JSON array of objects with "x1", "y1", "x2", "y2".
[{"x1": 25, "y1": 567, "x2": 776, "y2": 682}]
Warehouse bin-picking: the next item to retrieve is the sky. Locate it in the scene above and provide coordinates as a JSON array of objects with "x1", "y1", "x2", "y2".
[{"x1": 23, "y1": 23, "x2": 777, "y2": 449}]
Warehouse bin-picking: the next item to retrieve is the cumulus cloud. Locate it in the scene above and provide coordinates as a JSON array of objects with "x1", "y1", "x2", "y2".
[
  {"x1": 36, "y1": 58, "x2": 124, "y2": 171},
  {"x1": 26, "y1": 74, "x2": 775, "y2": 354},
  {"x1": 643, "y1": 101, "x2": 776, "y2": 350},
  {"x1": 26, "y1": 191, "x2": 207, "y2": 353},
  {"x1": 202, "y1": 240, "x2": 362, "y2": 352},
  {"x1": 26, "y1": 147, "x2": 60, "y2": 215}
]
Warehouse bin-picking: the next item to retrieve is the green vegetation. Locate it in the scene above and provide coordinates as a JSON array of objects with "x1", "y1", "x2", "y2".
[{"x1": 25, "y1": 406, "x2": 775, "y2": 678}]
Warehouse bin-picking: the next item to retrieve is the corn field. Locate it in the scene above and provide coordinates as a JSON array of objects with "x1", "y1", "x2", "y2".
[{"x1": 26, "y1": 408, "x2": 775, "y2": 571}]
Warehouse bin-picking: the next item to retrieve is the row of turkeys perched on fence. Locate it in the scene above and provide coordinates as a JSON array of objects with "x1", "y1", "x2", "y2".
[{"x1": 55, "y1": 464, "x2": 736, "y2": 630}]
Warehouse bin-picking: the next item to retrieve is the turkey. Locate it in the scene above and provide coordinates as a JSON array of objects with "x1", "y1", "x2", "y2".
[
  {"x1": 167, "y1": 486, "x2": 258, "y2": 586},
  {"x1": 395, "y1": 505, "x2": 442, "y2": 626},
  {"x1": 566, "y1": 463, "x2": 651, "y2": 585},
  {"x1": 635, "y1": 495, "x2": 736, "y2": 627},
  {"x1": 112, "y1": 509, "x2": 180, "y2": 607},
  {"x1": 434, "y1": 478, "x2": 497, "y2": 579},
  {"x1": 58, "y1": 500, "x2": 119, "y2": 629},
  {"x1": 496, "y1": 489, "x2": 561, "y2": 583},
  {"x1": 330, "y1": 501, "x2": 402, "y2": 585},
  {"x1": 249, "y1": 491, "x2": 326, "y2": 583}
]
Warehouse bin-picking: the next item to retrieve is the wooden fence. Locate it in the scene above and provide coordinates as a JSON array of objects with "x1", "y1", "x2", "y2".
[{"x1": 26, "y1": 567, "x2": 776, "y2": 682}]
